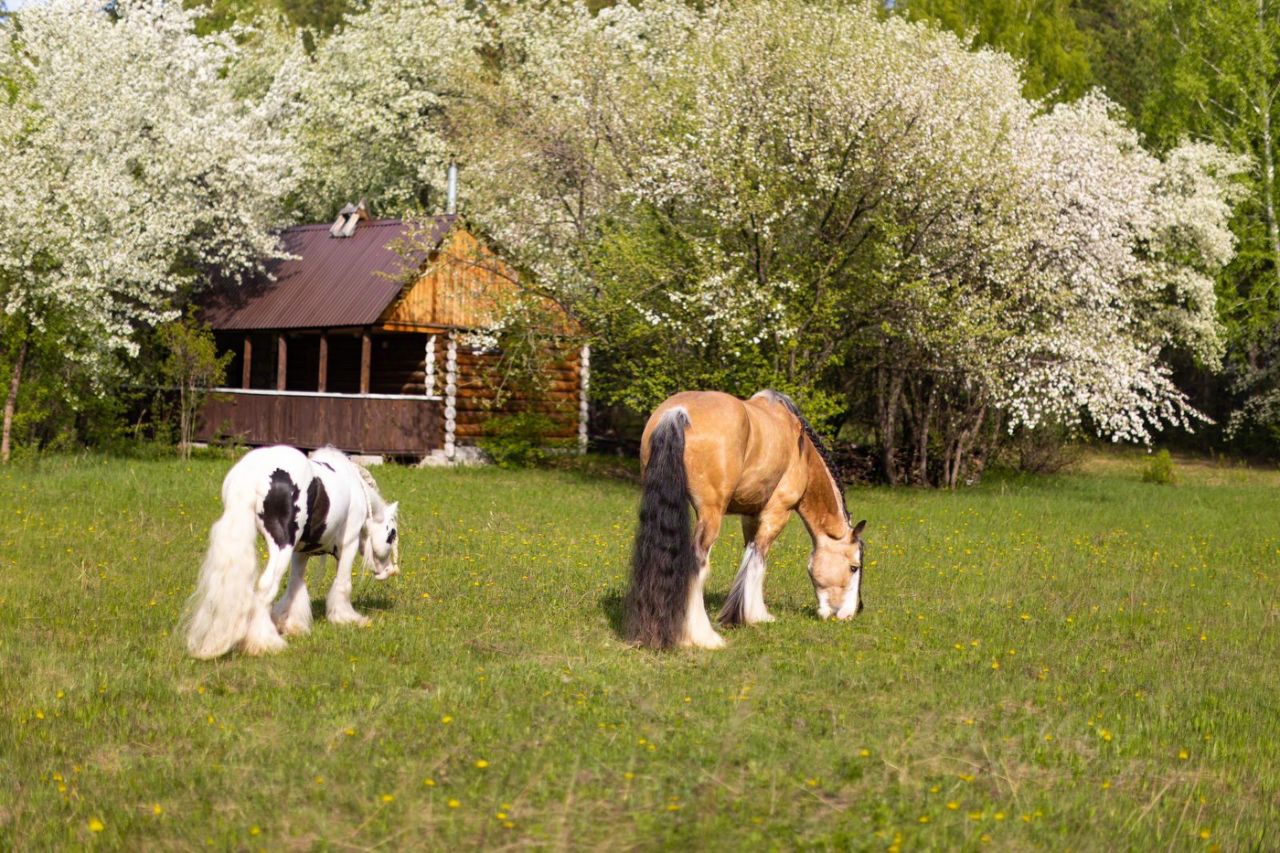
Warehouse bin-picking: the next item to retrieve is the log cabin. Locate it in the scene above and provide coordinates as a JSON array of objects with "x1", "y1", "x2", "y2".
[{"x1": 196, "y1": 203, "x2": 587, "y2": 460}]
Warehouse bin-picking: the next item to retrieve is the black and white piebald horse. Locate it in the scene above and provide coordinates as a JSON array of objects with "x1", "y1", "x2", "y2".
[{"x1": 183, "y1": 445, "x2": 399, "y2": 659}]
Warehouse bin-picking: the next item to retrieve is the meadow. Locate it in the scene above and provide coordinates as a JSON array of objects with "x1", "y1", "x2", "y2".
[{"x1": 0, "y1": 451, "x2": 1277, "y2": 850}]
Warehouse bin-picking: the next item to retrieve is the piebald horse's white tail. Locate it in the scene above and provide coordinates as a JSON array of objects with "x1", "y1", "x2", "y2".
[{"x1": 182, "y1": 476, "x2": 259, "y2": 659}]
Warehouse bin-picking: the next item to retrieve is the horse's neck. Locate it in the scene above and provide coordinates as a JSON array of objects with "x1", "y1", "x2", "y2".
[{"x1": 795, "y1": 436, "x2": 849, "y2": 542}]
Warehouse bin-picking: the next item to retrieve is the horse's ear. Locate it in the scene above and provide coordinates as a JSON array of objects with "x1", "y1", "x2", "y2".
[
  {"x1": 851, "y1": 519, "x2": 866, "y2": 540},
  {"x1": 387, "y1": 501, "x2": 399, "y2": 519}
]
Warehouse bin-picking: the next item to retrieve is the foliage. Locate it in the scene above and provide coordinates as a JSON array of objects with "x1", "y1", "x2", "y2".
[
  {"x1": 155, "y1": 313, "x2": 234, "y2": 459},
  {"x1": 2, "y1": 457, "x2": 1280, "y2": 845},
  {"x1": 892, "y1": 0, "x2": 1097, "y2": 100},
  {"x1": 476, "y1": 413, "x2": 559, "y2": 468},
  {"x1": 275, "y1": 0, "x2": 484, "y2": 221},
  {"x1": 460, "y1": 0, "x2": 1243, "y2": 485},
  {"x1": 0, "y1": 0, "x2": 295, "y2": 458},
  {"x1": 1141, "y1": 448, "x2": 1178, "y2": 483}
]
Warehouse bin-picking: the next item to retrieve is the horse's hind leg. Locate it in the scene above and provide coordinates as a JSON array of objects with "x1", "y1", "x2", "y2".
[
  {"x1": 272, "y1": 553, "x2": 313, "y2": 636},
  {"x1": 682, "y1": 510, "x2": 726, "y2": 649},
  {"x1": 242, "y1": 543, "x2": 290, "y2": 655},
  {"x1": 720, "y1": 510, "x2": 787, "y2": 626},
  {"x1": 326, "y1": 542, "x2": 370, "y2": 627}
]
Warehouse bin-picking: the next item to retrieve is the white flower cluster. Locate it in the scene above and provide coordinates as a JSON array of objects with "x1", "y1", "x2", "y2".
[
  {"x1": 462, "y1": 0, "x2": 1243, "y2": 442},
  {"x1": 0, "y1": 0, "x2": 295, "y2": 376}
]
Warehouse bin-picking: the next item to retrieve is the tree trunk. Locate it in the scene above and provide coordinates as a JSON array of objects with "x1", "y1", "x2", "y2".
[
  {"x1": 178, "y1": 378, "x2": 191, "y2": 460},
  {"x1": 916, "y1": 383, "x2": 937, "y2": 485},
  {"x1": 877, "y1": 368, "x2": 904, "y2": 485},
  {"x1": 1258, "y1": 0, "x2": 1280, "y2": 293},
  {"x1": 2, "y1": 335, "x2": 30, "y2": 464}
]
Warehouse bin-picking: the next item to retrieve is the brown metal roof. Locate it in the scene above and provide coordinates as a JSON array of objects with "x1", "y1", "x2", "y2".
[{"x1": 202, "y1": 215, "x2": 457, "y2": 330}]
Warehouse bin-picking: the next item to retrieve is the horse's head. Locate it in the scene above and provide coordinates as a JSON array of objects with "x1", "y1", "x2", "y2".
[
  {"x1": 808, "y1": 519, "x2": 866, "y2": 620},
  {"x1": 363, "y1": 501, "x2": 400, "y2": 580}
]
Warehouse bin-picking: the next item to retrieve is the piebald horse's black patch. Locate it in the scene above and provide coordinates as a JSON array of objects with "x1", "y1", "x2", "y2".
[
  {"x1": 297, "y1": 476, "x2": 330, "y2": 554},
  {"x1": 260, "y1": 469, "x2": 300, "y2": 548}
]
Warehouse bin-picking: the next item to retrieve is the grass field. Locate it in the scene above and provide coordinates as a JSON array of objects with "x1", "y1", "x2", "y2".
[{"x1": 1, "y1": 451, "x2": 1278, "y2": 850}]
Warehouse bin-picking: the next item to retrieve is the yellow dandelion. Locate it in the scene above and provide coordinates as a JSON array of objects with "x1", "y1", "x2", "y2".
[
  {"x1": 980, "y1": 833, "x2": 992, "y2": 843},
  {"x1": 250, "y1": 826, "x2": 261, "y2": 836},
  {"x1": 88, "y1": 818, "x2": 105, "y2": 833},
  {"x1": 991, "y1": 661, "x2": 1000, "y2": 670},
  {"x1": 666, "y1": 803, "x2": 682, "y2": 811},
  {"x1": 929, "y1": 785, "x2": 940, "y2": 793},
  {"x1": 805, "y1": 778, "x2": 818, "y2": 787},
  {"x1": 152, "y1": 804, "x2": 163, "y2": 816},
  {"x1": 35, "y1": 710, "x2": 44, "y2": 720},
  {"x1": 1102, "y1": 780, "x2": 1111, "y2": 790},
  {"x1": 994, "y1": 812, "x2": 1005, "y2": 821},
  {"x1": 344, "y1": 727, "x2": 356, "y2": 737},
  {"x1": 623, "y1": 772, "x2": 635, "y2": 780},
  {"x1": 447, "y1": 799, "x2": 461, "y2": 809},
  {"x1": 381, "y1": 794, "x2": 394, "y2": 803},
  {"x1": 423, "y1": 778, "x2": 436, "y2": 787},
  {"x1": 1199, "y1": 829, "x2": 1211, "y2": 840},
  {"x1": 503, "y1": 821, "x2": 515, "y2": 829},
  {"x1": 441, "y1": 715, "x2": 453, "y2": 724},
  {"x1": 969, "y1": 811, "x2": 984, "y2": 821},
  {"x1": 918, "y1": 815, "x2": 930, "y2": 823},
  {"x1": 475, "y1": 759, "x2": 489, "y2": 769},
  {"x1": 859, "y1": 748, "x2": 871, "y2": 757},
  {"x1": 496, "y1": 812, "x2": 507, "y2": 820},
  {"x1": 947, "y1": 802, "x2": 959, "y2": 811},
  {"x1": 1179, "y1": 749, "x2": 1189, "y2": 760},
  {"x1": 314, "y1": 775, "x2": 324, "y2": 785}
]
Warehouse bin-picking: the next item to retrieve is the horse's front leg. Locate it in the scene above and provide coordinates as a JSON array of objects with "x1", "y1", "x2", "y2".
[
  {"x1": 720, "y1": 509, "x2": 788, "y2": 626},
  {"x1": 272, "y1": 552, "x2": 314, "y2": 635},
  {"x1": 326, "y1": 539, "x2": 369, "y2": 627},
  {"x1": 242, "y1": 542, "x2": 291, "y2": 655}
]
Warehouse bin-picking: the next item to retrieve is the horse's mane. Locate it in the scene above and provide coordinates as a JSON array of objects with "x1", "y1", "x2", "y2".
[
  {"x1": 756, "y1": 390, "x2": 850, "y2": 524},
  {"x1": 313, "y1": 446, "x2": 385, "y2": 514}
]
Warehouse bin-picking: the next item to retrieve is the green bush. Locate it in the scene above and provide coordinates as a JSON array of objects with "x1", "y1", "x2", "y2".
[
  {"x1": 478, "y1": 413, "x2": 558, "y2": 469},
  {"x1": 1141, "y1": 449, "x2": 1177, "y2": 485}
]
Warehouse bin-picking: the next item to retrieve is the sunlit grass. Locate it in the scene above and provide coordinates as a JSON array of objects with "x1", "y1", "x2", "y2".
[{"x1": 0, "y1": 451, "x2": 1277, "y2": 849}]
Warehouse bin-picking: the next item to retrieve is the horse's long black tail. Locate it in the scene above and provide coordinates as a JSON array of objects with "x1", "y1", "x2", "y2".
[{"x1": 626, "y1": 409, "x2": 697, "y2": 649}]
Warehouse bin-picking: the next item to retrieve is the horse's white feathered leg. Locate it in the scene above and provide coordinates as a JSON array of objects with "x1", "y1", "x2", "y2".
[
  {"x1": 326, "y1": 540, "x2": 369, "y2": 626},
  {"x1": 241, "y1": 544, "x2": 290, "y2": 655},
  {"x1": 272, "y1": 553, "x2": 314, "y2": 636},
  {"x1": 183, "y1": 476, "x2": 261, "y2": 660}
]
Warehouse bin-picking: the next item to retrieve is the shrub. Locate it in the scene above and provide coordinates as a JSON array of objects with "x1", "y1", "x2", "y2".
[
  {"x1": 1141, "y1": 449, "x2": 1177, "y2": 485},
  {"x1": 478, "y1": 413, "x2": 558, "y2": 469}
]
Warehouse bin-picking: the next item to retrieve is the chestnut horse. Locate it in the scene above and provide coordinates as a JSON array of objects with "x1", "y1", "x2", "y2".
[{"x1": 626, "y1": 390, "x2": 866, "y2": 649}]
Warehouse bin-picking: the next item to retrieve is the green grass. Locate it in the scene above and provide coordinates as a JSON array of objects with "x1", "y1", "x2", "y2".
[{"x1": 1, "y1": 452, "x2": 1278, "y2": 850}]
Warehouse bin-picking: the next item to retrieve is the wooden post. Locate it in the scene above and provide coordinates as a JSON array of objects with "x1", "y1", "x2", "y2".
[
  {"x1": 360, "y1": 330, "x2": 372, "y2": 395},
  {"x1": 318, "y1": 332, "x2": 328, "y2": 393},
  {"x1": 241, "y1": 336, "x2": 252, "y2": 389},
  {"x1": 424, "y1": 334, "x2": 437, "y2": 397},
  {"x1": 276, "y1": 333, "x2": 287, "y2": 391},
  {"x1": 444, "y1": 332, "x2": 457, "y2": 458},
  {"x1": 578, "y1": 344, "x2": 590, "y2": 455}
]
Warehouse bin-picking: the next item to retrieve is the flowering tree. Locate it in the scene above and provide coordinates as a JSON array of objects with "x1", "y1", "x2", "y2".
[
  {"x1": 280, "y1": 0, "x2": 484, "y2": 221},
  {"x1": 0, "y1": 0, "x2": 295, "y2": 460},
  {"x1": 460, "y1": 0, "x2": 1242, "y2": 485}
]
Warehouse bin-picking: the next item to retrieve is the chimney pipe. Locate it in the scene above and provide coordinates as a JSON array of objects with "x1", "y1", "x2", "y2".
[{"x1": 446, "y1": 161, "x2": 457, "y2": 215}]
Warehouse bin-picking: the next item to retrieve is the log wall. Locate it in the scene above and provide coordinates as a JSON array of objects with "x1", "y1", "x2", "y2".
[{"x1": 197, "y1": 391, "x2": 443, "y2": 455}]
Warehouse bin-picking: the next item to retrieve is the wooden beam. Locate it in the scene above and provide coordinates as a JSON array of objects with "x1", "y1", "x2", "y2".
[
  {"x1": 360, "y1": 330, "x2": 372, "y2": 395},
  {"x1": 318, "y1": 332, "x2": 329, "y2": 393},
  {"x1": 276, "y1": 333, "x2": 287, "y2": 392},
  {"x1": 241, "y1": 336, "x2": 252, "y2": 389}
]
